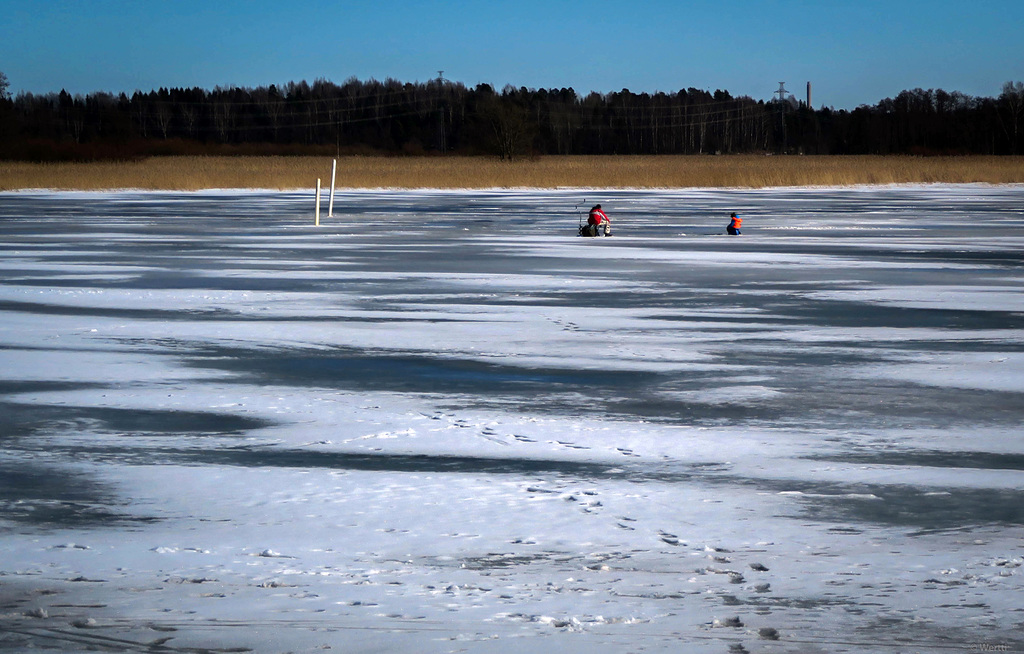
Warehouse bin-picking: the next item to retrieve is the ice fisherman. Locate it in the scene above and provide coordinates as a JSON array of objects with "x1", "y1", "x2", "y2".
[
  {"x1": 726, "y1": 212, "x2": 742, "y2": 235},
  {"x1": 587, "y1": 204, "x2": 612, "y2": 236}
]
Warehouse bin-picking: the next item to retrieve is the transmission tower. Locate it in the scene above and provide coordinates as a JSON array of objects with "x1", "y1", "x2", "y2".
[
  {"x1": 775, "y1": 82, "x2": 788, "y2": 152},
  {"x1": 775, "y1": 82, "x2": 788, "y2": 103}
]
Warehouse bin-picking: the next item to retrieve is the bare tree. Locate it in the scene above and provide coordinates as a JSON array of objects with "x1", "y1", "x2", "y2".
[
  {"x1": 696, "y1": 101, "x2": 711, "y2": 153},
  {"x1": 998, "y1": 80, "x2": 1024, "y2": 154},
  {"x1": 261, "y1": 85, "x2": 285, "y2": 140},
  {"x1": 179, "y1": 103, "x2": 197, "y2": 138},
  {"x1": 212, "y1": 87, "x2": 234, "y2": 142},
  {"x1": 0, "y1": 70, "x2": 9, "y2": 100},
  {"x1": 131, "y1": 92, "x2": 148, "y2": 138},
  {"x1": 153, "y1": 101, "x2": 173, "y2": 139},
  {"x1": 485, "y1": 88, "x2": 533, "y2": 161}
]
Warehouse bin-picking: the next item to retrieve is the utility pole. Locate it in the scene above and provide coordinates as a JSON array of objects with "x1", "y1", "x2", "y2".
[{"x1": 436, "y1": 71, "x2": 447, "y2": 153}]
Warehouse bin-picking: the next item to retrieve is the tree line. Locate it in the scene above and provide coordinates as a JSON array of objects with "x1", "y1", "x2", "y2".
[{"x1": 1, "y1": 72, "x2": 1022, "y2": 160}]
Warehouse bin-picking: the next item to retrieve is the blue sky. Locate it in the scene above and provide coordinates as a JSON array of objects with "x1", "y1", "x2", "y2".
[{"x1": 2, "y1": 0, "x2": 1021, "y2": 109}]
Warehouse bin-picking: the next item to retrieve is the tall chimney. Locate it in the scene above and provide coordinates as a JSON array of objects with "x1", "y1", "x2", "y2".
[{"x1": 806, "y1": 82, "x2": 812, "y2": 109}]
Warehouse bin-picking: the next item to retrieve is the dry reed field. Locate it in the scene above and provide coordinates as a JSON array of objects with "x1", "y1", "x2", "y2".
[{"x1": 2, "y1": 155, "x2": 1024, "y2": 191}]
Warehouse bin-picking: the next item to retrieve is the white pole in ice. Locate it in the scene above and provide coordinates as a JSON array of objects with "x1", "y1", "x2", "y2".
[
  {"x1": 328, "y1": 158, "x2": 337, "y2": 218},
  {"x1": 315, "y1": 178, "x2": 321, "y2": 227}
]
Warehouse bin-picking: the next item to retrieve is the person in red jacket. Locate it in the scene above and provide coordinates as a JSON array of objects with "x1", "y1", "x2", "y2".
[
  {"x1": 587, "y1": 204, "x2": 612, "y2": 236},
  {"x1": 727, "y1": 212, "x2": 742, "y2": 235}
]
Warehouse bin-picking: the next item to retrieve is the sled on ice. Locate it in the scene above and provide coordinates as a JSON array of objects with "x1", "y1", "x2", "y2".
[{"x1": 578, "y1": 224, "x2": 612, "y2": 237}]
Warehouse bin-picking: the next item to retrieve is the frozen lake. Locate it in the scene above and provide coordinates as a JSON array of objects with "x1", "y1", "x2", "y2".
[{"x1": 1, "y1": 185, "x2": 1023, "y2": 652}]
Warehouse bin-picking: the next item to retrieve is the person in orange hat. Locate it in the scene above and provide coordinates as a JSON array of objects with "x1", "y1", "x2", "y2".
[{"x1": 726, "y1": 212, "x2": 742, "y2": 235}]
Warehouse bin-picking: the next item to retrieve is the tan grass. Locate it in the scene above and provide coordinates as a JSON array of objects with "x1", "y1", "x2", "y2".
[{"x1": 2, "y1": 155, "x2": 1023, "y2": 191}]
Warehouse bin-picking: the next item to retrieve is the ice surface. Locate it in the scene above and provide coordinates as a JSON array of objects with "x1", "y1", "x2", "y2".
[{"x1": 1, "y1": 185, "x2": 1022, "y2": 652}]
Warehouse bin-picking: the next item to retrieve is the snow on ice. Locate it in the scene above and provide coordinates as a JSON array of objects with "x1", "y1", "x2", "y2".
[{"x1": 0, "y1": 185, "x2": 1022, "y2": 652}]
